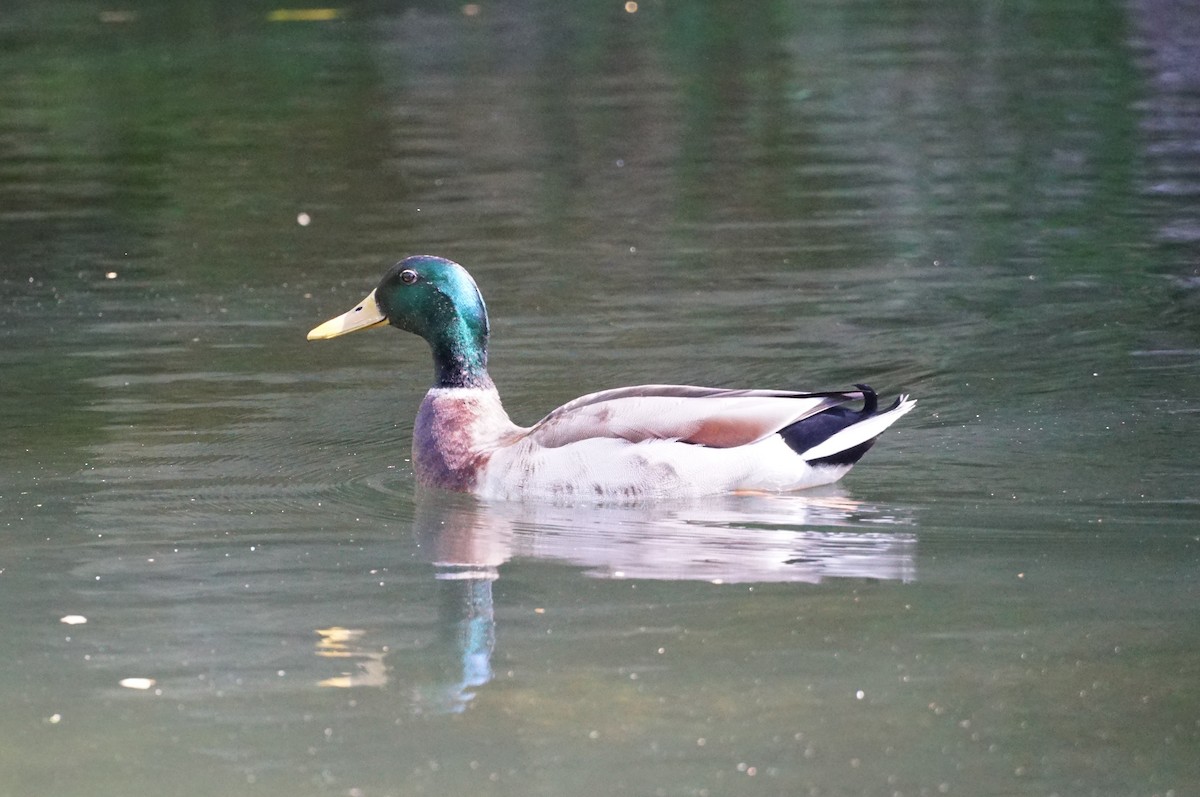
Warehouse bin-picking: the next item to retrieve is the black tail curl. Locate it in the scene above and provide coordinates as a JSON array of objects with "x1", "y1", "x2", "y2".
[{"x1": 778, "y1": 384, "x2": 883, "y2": 467}]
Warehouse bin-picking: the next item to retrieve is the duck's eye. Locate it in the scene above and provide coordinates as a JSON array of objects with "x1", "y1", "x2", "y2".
[{"x1": 399, "y1": 269, "x2": 418, "y2": 285}]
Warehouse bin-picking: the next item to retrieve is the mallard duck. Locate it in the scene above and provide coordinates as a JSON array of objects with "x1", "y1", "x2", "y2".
[{"x1": 308, "y1": 256, "x2": 915, "y2": 500}]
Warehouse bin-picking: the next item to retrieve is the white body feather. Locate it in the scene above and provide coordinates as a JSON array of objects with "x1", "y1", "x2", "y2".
[{"x1": 414, "y1": 385, "x2": 916, "y2": 501}]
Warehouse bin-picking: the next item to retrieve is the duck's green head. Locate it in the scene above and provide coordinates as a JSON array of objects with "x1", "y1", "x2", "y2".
[{"x1": 308, "y1": 256, "x2": 492, "y2": 389}]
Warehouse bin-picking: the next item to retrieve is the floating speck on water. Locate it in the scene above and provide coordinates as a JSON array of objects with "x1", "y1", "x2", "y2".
[
  {"x1": 119, "y1": 677, "x2": 156, "y2": 690},
  {"x1": 60, "y1": 615, "x2": 87, "y2": 625}
]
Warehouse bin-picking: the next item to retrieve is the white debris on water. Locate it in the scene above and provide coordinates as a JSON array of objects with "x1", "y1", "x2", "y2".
[{"x1": 119, "y1": 678, "x2": 156, "y2": 690}]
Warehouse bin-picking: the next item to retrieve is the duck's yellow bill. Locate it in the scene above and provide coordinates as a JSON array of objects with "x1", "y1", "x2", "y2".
[{"x1": 307, "y1": 289, "x2": 389, "y2": 340}]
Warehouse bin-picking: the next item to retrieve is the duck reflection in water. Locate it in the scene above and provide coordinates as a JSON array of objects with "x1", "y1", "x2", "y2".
[{"x1": 317, "y1": 490, "x2": 916, "y2": 713}]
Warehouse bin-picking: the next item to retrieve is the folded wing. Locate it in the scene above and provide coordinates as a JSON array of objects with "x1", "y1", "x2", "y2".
[{"x1": 526, "y1": 384, "x2": 863, "y2": 448}]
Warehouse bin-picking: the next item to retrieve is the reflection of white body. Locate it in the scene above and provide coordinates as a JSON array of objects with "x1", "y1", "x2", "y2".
[
  {"x1": 418, "y1": 491, "x2": 917, "y2": 584},
  {"x1": 319, "y1": 493, "x2": 916, "y2": 708},
  {"x1": 526, "y1": 526, "x2": 915, "y2": 584}
]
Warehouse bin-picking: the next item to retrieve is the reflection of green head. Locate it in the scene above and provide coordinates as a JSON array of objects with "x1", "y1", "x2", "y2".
[{"x1": 375, "y1": 256, "x2": 492, "y2": 389}]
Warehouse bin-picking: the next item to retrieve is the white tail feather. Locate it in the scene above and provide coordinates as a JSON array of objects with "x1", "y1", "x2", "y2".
[{"x1": 798, "y1": 396, "x2": 917, "y2": 462}]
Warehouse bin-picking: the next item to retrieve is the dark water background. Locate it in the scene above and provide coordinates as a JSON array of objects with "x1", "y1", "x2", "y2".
[{"x1": 2, "y1": 1, "x2": 1199, "y2": 795}]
